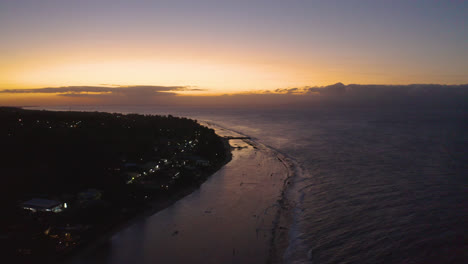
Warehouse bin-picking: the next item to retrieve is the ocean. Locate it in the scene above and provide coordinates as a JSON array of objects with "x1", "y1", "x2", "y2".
[{"x1": 35, "y1": 105, "x2": 468, "y2": 263}]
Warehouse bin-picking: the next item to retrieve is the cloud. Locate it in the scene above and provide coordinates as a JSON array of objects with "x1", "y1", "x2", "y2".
[
  {"x1": 265, "y1": 82, "x2": 349, "y2": 95},
  {"x1": 0, "y1": 85, "x2": 194, "y2": 95},
  {"x1": 0, "y1": 85, "x2": 205, "y2": 105},
  {"x1": 269, "y1": 83, "x2": 468, "y2": 99},
  {"x1": 1, "y1": 83, "x2": 467, "y2": 108},
  {"x1": 274, "y1": 87, "x2": 302, "y2": 94},
  {"x1": 210, "y1": 83, "x2": 468, "y2": 108}
]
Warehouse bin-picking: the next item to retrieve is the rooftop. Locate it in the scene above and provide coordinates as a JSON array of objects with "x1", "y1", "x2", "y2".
[{"x1": 22, "y1": 198, "x2": 62, "y2": 209}]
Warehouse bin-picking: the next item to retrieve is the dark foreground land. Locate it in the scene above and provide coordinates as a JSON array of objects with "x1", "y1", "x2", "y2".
[{"x1": 0, "y1": 107, "x2": 230, "y2": 263}]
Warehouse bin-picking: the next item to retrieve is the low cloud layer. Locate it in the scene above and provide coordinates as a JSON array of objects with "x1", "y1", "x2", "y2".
[
  {"x1": 0, "y1": 85, "x2": 202, "y2": 104},
  {"x1": 0, "y1": 85, "x2": 194, "y2": 95},
  {"x1": 271, "y1": 82, "x2": 468, "y2": 97},
  {"x1": 210, "y1": 83, "x2": 468, "y2": 108},
  {"x1": 1, "y1": 83, "x2": 467, "y2": 108}
]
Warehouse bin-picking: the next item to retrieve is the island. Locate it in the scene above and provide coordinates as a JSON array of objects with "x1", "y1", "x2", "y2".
[{"x1": 0, "y1": 107, "x2": 231, "y2": 263}]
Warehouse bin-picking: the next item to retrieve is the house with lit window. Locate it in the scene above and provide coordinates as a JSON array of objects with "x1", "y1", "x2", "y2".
[{"x1": 22, "y1": 198, "x2": 65, "y2": 213}]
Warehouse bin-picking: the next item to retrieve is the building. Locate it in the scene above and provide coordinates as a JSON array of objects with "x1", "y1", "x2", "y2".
[{"x1": 22, "y1": 198, "x2": 64, "y2": 213}]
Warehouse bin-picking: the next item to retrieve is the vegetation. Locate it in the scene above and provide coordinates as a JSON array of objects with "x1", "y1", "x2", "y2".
[{"x1": 0, "y1": 107, "x2": 230, "y2": 263}]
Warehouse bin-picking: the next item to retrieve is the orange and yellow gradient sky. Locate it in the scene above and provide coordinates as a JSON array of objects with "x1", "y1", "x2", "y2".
[{"x1": 1, "y1": 0, "x2": 467, "y2": 105}]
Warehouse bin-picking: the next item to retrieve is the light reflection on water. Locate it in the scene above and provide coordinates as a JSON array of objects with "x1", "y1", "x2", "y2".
[
  {"x1": 193, "y1": 108, "x2": 468, "y2": 264},
  {"x1": 36, "y1": 105, "x2": 468, "y2": 263},
  {"x1": 70, "y1": 137, "x2": 287, "y2": 264}
]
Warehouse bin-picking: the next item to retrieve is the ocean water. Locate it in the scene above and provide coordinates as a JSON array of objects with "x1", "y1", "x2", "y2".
[{"x1": 36, "y1": 105, "x2": 468, "y2": 263}]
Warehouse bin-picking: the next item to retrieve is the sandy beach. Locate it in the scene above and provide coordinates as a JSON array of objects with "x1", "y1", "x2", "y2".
[{"x1": 69, "y1": 124, "x2": 294, "y2": 264}]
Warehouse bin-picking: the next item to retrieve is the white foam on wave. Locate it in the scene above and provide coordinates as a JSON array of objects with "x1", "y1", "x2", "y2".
[{"x1": 282, "y1": 160, "x2": 314, "y2": 263}]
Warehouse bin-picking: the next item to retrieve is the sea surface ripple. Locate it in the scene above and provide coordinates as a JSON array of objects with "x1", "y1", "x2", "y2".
[{"x1": 36, "y1": 105, "x2": 468, "y2": 264}]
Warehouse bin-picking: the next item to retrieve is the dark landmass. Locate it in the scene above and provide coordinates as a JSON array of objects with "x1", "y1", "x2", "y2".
[{"x1": 0, "y1": 107, "x2": 231, "y2": 263}]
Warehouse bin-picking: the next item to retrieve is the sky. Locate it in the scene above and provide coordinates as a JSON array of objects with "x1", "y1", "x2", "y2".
[{"x1": 0, "y1": 0, "x2": 467, "y2": 105}]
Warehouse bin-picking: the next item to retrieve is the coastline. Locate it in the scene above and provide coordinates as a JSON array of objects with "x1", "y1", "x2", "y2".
[
  {"x1": 202, "y1": 120, "x2": 297, "y2": 263},
  {"x1": 183, "y1": 122, "x2": 298, "y2": 264},
  {"x1": 67, "y1": 121, "x2": 296, "y2": 264},
  {"x1": 62, "y1": 133, "x2": 233, "y2": 263},
  {"x1": 242, "y1": 140, "x2": 296, "y2": 264},
  {"x1": 202, "y1": 121, "x2": 297, "y2": 263},
  {"x1": 12, "y1": 107, "x2": 297, "y2": 263}
]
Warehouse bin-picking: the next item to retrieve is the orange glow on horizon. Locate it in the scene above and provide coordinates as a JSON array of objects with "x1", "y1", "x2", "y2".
[
  {"x1": 1, "y1": 44, "x2": 467, "y2": 104},
  {"x1": 1, "y1": 0, "x2": 467, "y2": 108}
]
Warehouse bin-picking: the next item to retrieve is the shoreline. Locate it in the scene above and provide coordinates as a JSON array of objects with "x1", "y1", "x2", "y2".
[
  {"x1": 63, "y1": 134, "x2": 233, "y2": 263},
  {"x1": 268, "y1": 152, "x2": 298, "y2": 264},
  {"x1": 215, "y1": 131, "x2": 296, "y2": 264},
  {"x1": 13, "y1": 107, "x2": 297, "y2": 263},
  {"x1": 242, "y1": 139, "x2": 297, "y2": 264},
  {"x1": 67, "y1": 121, "x2": 296, "y2": 264}
]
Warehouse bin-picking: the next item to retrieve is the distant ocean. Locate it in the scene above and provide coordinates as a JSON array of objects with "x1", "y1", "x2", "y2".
[{"x1": 34, "y1": 105, "x2": 468, "y2": 263}]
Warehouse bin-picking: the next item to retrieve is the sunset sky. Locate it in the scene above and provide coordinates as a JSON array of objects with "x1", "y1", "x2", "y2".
[{"x1": 1, "y1": 0, "x2": 467, "y2": 105}]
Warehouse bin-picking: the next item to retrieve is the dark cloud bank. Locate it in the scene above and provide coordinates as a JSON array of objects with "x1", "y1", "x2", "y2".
[
  {"x1": 2, "y1": 83, "x2": 468, "y2": 108},
  {"x1": 0, "y1": 85, "x2": 190, "y2": 96},
  {"x1": 1, "y1": 85, "x2": 196, "y2": 105},
  {"x1": 202, "y1": 83, "x2": 468, "y2": 109}
]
